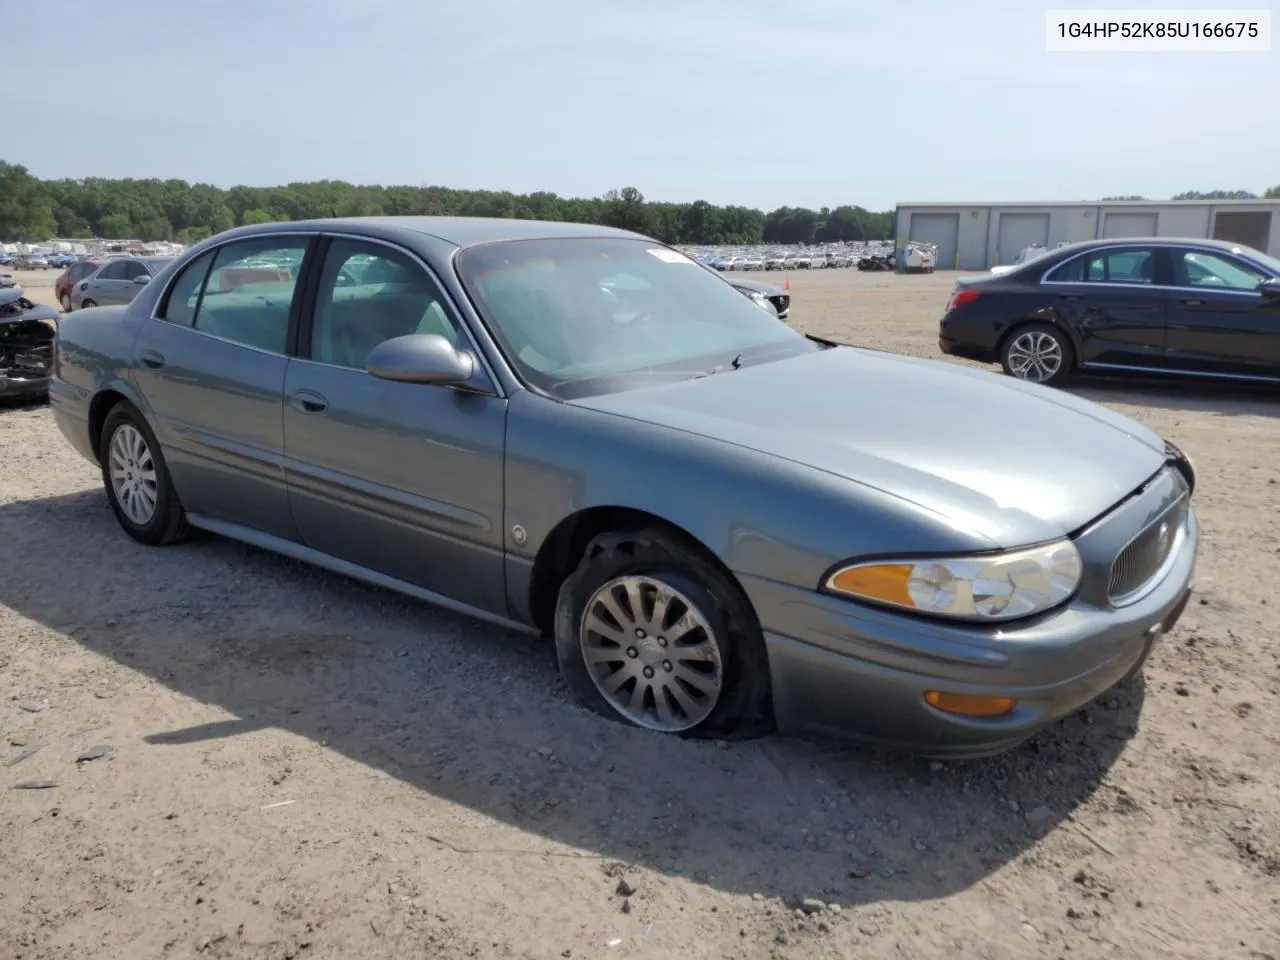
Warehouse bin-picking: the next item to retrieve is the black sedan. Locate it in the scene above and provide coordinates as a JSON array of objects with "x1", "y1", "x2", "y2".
[{"x1": 939, "y1": 238, "x2": 1280, "y2": 386}]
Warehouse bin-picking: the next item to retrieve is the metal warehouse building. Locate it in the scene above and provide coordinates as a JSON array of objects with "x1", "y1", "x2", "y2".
[{"x1": 894, "y1": 199, "x2": 1280, "y2": 270}]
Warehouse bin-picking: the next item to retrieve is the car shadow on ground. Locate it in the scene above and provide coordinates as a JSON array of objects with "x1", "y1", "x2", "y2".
[
  {"x1": 0, "y1": 489, "x2": 1145, "y2": 908},
  {"x1": 1067, "y1": 375, "x2": 1280, "y2": 419}
]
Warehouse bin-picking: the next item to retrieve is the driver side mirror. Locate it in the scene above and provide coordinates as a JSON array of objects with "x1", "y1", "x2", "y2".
[
  {"x1": 366, "y1": 333, "x2": 475, "y2": 386},
  {"x1": 133, "y1": 275, "x2": 150, "y2": 285},
  {"x1": 1260, "y1": 278, "x2": 1280, "y2": 299}
]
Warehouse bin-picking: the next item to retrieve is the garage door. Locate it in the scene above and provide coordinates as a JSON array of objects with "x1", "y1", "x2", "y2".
[
  {"x1": 908, "y1": 214, "x2": 959, "y2": 268},
  {"x1": 1213, "y1": 211, "x2": 1272, "y2": 252},
  {"x1": 996, "y1": 213, "x2": 1050, "y2": 267},
  {"x1": 1102, "y1": 212, "x2": 1158, "y2": 238}
]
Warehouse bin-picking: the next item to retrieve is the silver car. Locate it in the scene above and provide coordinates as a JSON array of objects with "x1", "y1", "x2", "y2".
[
  {"x1": 71, "y1": 256, "x2": 174, "y2": 310},
  {"x1": 48, "y1": 218, "x2": 1199, "y2": 756}
]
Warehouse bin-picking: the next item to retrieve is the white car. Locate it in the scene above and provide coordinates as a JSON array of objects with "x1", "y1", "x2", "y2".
[{"x1": 991, "y1": 242, "x2": 1071, "y2": 275}]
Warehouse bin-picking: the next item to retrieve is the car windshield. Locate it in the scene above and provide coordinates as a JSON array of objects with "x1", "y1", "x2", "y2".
[
  {"x1": 455, "y1": 237, "x2": 818, "y2": 400},
  {"x1": 1237, "y1": 247, "x2": 1280, "y2": 275}
]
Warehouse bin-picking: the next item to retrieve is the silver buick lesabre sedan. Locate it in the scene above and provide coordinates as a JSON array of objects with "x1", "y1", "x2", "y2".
[{"x1": 48, "y1": 217, "x2": 1199, "y2": 757}]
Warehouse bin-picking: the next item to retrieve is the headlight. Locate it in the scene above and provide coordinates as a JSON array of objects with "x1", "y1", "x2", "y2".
[{"x1": 824, "y1": 539, "x2": 1083, "y2": 622}]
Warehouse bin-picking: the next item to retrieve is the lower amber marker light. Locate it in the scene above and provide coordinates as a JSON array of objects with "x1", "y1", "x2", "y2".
[{"x1": 925, "y1": 691, "x2": 1016, "y2": 718}]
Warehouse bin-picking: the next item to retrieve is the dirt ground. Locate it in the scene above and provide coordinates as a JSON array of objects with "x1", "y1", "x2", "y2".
[{"x1": 2, "y1": 265, "x2": 1278, "y2": 960}]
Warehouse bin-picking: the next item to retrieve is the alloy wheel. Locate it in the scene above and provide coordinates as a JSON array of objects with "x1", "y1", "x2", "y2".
[
  {"x1": 109, "y1": 424, "x2": 159, "y2": 525},
  {"x1": 1007, "y1": 330, "x2": 1064, "y2": 383},
  {"x1": 579, "y1": 574, "x2": 724, "y2": 732}
]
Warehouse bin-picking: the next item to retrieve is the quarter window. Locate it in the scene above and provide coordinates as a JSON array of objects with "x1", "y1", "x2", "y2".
[
  {"x1": 1175, "y1": 250, "x2": 1266, "y2": 291},
  {"x1": 157, "y1": 250, "x2": 216, "y2": 327},
  {"x1": 309, "y1": 239, "x2": 458, "y2": 370}
]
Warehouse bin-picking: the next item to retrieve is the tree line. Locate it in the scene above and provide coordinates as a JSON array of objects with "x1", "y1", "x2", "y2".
[
  {"x1": 1104, "y1": 188, "x2": 1280, "y2": 201},
  {"x1": 0, "y1": 161, "x2": 893, "y2": 247}
]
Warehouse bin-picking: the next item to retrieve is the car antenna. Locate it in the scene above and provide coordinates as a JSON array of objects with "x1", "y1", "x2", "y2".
[
  {"x1": 330, "y1": 207, "x2": 339, "y2": 218},
  {"x1": 730, "y1": 353, "x2": 742, "y2": 369}
]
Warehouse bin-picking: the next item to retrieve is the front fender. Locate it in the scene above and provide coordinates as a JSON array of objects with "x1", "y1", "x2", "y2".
[{"x1": 503, "y1": 390, "x2": 994, "y2": 620}]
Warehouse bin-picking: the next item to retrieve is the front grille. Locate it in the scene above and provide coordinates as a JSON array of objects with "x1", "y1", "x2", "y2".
[{"x1": 1108, "y1": 494, "x2": 1189, "y2": 604}]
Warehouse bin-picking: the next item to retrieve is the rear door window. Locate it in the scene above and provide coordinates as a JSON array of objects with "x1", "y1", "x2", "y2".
[{"x1": 1047, "y1": 247, "x2": 1157, "y2": 285}]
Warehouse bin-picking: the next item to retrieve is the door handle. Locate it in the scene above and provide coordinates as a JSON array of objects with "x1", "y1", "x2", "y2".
[
  {"x1": 290, "y1": 390, "x2": 328, "y2": 413},
  {"x1": 1179, "y1": 298, "x2": 1205, "y2": 306},
  {"x1": 1058, "y1": 293, "x2": 1082, "y2": 300},
  {"x1": 139, "y1": 350, "x2": 165, "y2": 369}
]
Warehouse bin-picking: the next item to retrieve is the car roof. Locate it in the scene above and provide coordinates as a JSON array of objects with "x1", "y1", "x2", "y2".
[
  {"x1": 1052, "y1": 237, "x2": 1261, "y2": 255},
  {"x1": 235, "y1": 216, "x2": 648, "y2": 248}
]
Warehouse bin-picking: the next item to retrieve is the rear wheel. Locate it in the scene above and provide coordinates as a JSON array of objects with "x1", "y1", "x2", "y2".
[
  {"x1": 81, "y1": 298, "x2": 97, "y2": 309},
  {"x1": 554, "y1": 528, "x2": 773, "y2": 739},
  {"x1": 1001, "y1": 322, "x2": 1074, "y2": 386},
  {"x1": 100, "y1": 402, "x2": 190, "y2": 546},
  {"x1": 59, "y1": 293, "x2": 71, "y2": 312}
]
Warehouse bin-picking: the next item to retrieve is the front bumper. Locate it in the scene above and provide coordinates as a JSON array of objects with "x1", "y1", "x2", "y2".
[{"x1": 740, "y1": 477, "x2": 1199, "y2": 758}]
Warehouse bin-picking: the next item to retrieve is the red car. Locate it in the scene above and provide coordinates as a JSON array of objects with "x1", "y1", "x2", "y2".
[{"x1": 54, "y1": 259, "x2": 104, "y2": 312}]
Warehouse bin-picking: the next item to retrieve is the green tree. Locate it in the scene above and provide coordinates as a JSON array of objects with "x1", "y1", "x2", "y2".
[
  {"x1": 99, "y1": 212, "x2": 134, "y2": 238},
  {"x1": 1172, "y1": 189, "x2": 1258, "y2": 200},
  {"x1": 0, "y1": 161, "x2": 56, "y2": 240},
  {"x1": 0, "y1": 163, "x2": 905, "y2": 245},
  {"x1": 601, "y1": 187, "x2": 652, "y2": 234}
]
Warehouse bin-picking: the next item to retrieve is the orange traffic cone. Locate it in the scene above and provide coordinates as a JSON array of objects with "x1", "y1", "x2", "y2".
[{"x1": 784, "y1": 274, "x2": 791, "y2": 290}]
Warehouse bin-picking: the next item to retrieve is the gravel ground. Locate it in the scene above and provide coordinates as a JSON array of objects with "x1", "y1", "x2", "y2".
[{"x1": 2, "y1": 266, "x2": 1278, "y2": 960}]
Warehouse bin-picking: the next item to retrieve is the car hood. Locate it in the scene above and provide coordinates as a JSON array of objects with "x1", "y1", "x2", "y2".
[
  {"x1": 728, "y1": 278, "x2": 787, "y2": 296},
  {"x1": 571, "y1": 346, "x2": 1168, "y2": 547}
]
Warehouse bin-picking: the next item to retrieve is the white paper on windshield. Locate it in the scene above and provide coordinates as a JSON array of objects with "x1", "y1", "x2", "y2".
[{"x1": 647, "y1": 248, "x2": 695, "y2": 264}]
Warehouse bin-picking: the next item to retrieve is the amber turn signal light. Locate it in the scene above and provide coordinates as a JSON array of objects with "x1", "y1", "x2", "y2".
[{"x1": 924, "y1": 691, "x2": 1016, "y2": 718}]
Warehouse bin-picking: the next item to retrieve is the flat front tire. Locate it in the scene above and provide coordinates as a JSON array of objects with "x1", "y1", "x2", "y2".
[
  {"x1": 554, "y1": 528, "x2": 773, "y2": 739},
  {"x1": 100, "y1": 402, "x2": 190, "y2": 546}
]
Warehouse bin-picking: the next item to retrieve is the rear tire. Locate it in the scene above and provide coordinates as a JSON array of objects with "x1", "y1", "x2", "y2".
[
  {"x1": 1000, "y1": 322, "x2": 1074, "y2": 386},
  {"x1": 553, "y1": 528, "x2": 773, "y2": 740},
  {"x1": 81, "y1": 298, "x2": 97, "y2": 309},
  {"x1": 59, "y1": 293, "x2": 71, "y2": 312},
  {"x1": 100, "y1": 402, "x2": 190, "y2": 546}
]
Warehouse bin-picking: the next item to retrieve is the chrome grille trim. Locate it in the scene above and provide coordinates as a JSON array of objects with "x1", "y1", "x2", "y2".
[{"x1": 1108, "y1": 492, "x2": 1190, "y2": 606}]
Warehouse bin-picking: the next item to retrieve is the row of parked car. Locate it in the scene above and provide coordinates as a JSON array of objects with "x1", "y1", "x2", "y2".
[
  {"x1": 705, "y1": 250, "x2": 874, "y2": 271},
  {"x1": 50, "y1": 253, "x2": 175, "y2": 312},
  {"x1": 0, "y1": 252, "x2": 80, "y2": 271}
]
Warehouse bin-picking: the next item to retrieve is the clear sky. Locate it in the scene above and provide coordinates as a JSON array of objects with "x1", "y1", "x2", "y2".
[{"x1": 6, "y1": 0, "x2": 1277, "y2": 210}]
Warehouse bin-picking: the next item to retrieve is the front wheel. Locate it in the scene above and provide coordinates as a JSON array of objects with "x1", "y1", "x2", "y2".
[
  {"x1": 554, "y1": 528, "x2": 773, "y2": 739},
  {"x1": 100, "y1": 402, "x2": 190, "y2": 546},
  {"x1": 1001, "y1": 322, "x2": 1074, "y2": 386},
  {"x1": 59, "y1": 293, "x2": 71, "y2": 312}
]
